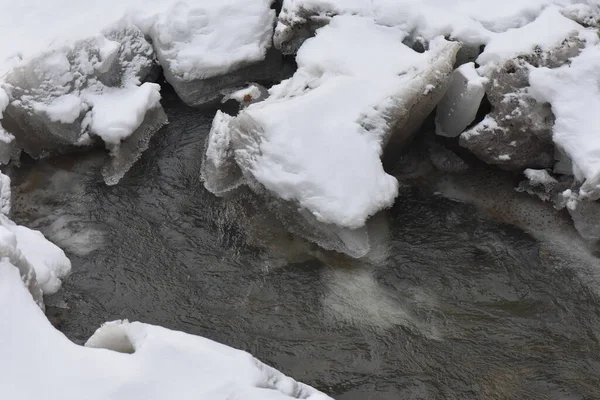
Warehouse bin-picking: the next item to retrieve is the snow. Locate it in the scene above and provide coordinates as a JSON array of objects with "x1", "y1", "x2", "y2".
[
  {"x1": 84, "y1": 83, "x2": 162, "y2": 147},
  {"x1": 205, "y1": 16, "x2": 459, "y2": 229},
  {"x1": 476, "y1": 6, "x2": 598, "y2": 67},
  {"x1": 276, "y1": 0, "x2": 585, "y2": 52},
  {"x1": 0, "y1": 215, "x2": 71, "y2": 295},
  {"x1": 138, "y1": 0, "x2": 275, "y2": 81},
  {"x1": 529, "y1": 43, "x2": 600, "y2": 183},
  {"x1": 0, "y1": 259, "x2": 332, "y2": 400}
]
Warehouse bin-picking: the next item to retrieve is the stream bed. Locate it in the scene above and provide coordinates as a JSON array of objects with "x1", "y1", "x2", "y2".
[{"x1": 7, "y1": 85, "x2": 600, "y2": 400}]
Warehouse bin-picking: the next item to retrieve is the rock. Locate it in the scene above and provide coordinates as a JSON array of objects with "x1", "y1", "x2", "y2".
[
  {"x1": 553, "y1": 147, "x2": 573, "y2": 176},
  {"x1": 567, "y1": 199, "x2": 600, "y2": 241},
  {"x1": 435, "y1": 62, "x2": 487, "y2": 138},
  {"x1": 274, "y1": 6, "x2": 332, "y2": 55},
  {"x1": 460, "y1": 36, "x2": 587, "y2": 171}
]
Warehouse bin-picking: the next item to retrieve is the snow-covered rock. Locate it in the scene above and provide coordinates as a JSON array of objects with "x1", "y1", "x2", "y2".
[
  {"x1": 0, "y1": 259, "x2": 332, "y2": 400},
  {"x1": 203, "y1": 15, "x2": 459, "y2": 257},
  {"x1": 460, "y1": 32, "x2": 594, "y2": 170}
]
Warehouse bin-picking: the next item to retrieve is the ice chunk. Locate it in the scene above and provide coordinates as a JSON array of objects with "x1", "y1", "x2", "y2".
[
  {"x1": 2, "y1": 27, "x2": 166, "y2": 184},
  {"x1": 435, "y1": 63, "x2": 487, "y2": 138},
  {"x1": 3, "y1": 27, "x2": 160, "y2": 155},
  {"x1": 102, "y1": 104, "x2": 168, "y2": 186},
  {"x1": 138, "y1": 0, "x2": 280, "y2": 106},
  {"x1": 0, "y1": 215, "x2": 71, "y2": 295},
  {"x1": 203, "y1": 16, "x2": 459, "y2": 256},
  {"x1": 0, "y1": 260, "x2": 332, "y2": 400},
  {"x1": 0, "y1": 172, "x2": 10, "y2": 216},
  {"x1": 0, "y1": 228, "x2": 44, "y2": 309}
]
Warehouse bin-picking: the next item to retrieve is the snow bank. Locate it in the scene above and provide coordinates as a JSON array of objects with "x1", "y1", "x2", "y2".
[
  {"x1": 0, "y1": 260, "x2": 332, "y2": 400},
  {"x1": 275, "y1": 0, "x2": 582, "y2": 54},
  {"x1": 203, "y1": 15, "x2": 458, "y2": 256},
  {"x1": 529, "y1": 44, "x2": 600, "y2": 198}
]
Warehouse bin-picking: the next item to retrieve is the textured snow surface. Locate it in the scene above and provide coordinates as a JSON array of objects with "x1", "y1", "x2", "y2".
[
  {"x1": 0, "y1": 0, "x2": 274, "y2": 78},
  {"x1": 205, "y1": 16, "x2": 458, "y2": 229},
  {"x1": 529, "y1": 43, "x2": 600, "y2": 183},
  {"x1": 276, "y1": 0, "x2": 588, "y2": 49},
  {"x1": 0, "y1": 260, "x2": 332, "y2": 400}
]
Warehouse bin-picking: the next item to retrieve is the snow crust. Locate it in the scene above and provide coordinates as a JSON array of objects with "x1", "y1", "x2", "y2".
[
  {"x1": 0, "y1": 259, "x2": 331, "y2": 400},
  {"x1": 205, "y1": 16, "x2": 458, "y2": 229}
]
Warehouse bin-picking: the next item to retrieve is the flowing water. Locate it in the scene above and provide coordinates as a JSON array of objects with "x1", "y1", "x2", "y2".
[{"x1": 7, "y1": 85, "x2": 600, "y2": 399}]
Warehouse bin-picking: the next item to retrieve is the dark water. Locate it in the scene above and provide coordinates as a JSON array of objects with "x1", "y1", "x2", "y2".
[{"x1": 8, "y1": 86, "x2": 600, "y2": 399}]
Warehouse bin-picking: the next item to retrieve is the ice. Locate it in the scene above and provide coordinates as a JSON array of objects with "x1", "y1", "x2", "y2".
[
  {"x1": 0, "y1": 172, "x2": 10, "y2": 216},
  {"x1": 0, "y1": 0, "x2": 281, "y2": 183},
  {"x1": 0, "y1": 260, "x2": 332, "y2": 400},
  {"x1": 137, "y1": 0, "x2": 280, "y2": 106},
  {"x1": 435, "y1": 63, "x2": 487, "y2": 138},
  {"x1": 0, "y1": 215, "x2": 71, "y2": 295},
  {"x1": 1, "y1": 26, "x2": 165, "y2": 185},
  {"x1": 202, "y1": 16, "x2": 458, "y2": 257}
]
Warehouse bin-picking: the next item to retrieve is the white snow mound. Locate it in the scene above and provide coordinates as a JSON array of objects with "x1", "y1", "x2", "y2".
[{"x1": 0, "y1": 260, "x2": 332, "y2": 400}]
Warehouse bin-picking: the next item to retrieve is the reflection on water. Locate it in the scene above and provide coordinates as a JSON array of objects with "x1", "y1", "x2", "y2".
[{"x1": 8, "y1": 86, "x2": 600, "y2": 399}]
